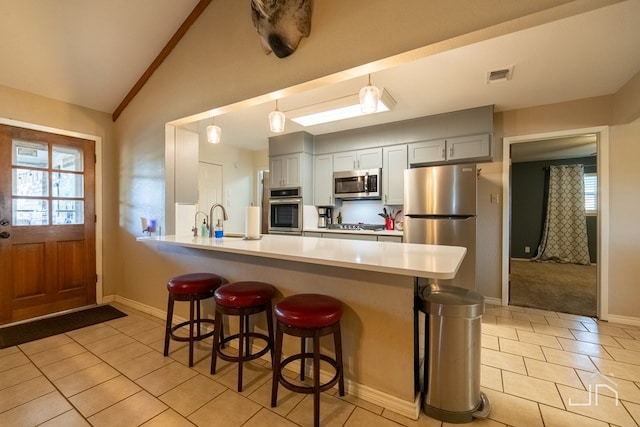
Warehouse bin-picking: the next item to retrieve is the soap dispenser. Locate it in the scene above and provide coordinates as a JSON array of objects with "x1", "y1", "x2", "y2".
[
  {"x1": 214, "y1": 219, "x2": 224, "y2": 238},
  {"x1": 201, "y1": 219, "x2": 208, "y2": 237}
]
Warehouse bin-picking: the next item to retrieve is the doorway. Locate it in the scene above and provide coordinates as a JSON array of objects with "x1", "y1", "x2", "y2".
[
  {"x1": 502, "y1": 127, "x2": 610, "y2": 320},
  {"x1": 0, "y1": 124, "x2": 97, "y2": 324}
]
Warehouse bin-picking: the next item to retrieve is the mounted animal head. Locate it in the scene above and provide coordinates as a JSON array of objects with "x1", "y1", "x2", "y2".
[{"x1": 251, "y1": 0, "x2": 312, "y2": 58}]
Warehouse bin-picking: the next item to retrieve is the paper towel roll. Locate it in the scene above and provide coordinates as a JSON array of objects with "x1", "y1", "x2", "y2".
[{"x1": 245, "y1": 206, "x2": 261, "y2": 239}]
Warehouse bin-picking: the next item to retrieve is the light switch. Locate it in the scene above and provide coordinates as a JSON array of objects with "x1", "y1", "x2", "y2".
[{"x1": 490, "y1": 193, "x2": 500, "y2": 204}]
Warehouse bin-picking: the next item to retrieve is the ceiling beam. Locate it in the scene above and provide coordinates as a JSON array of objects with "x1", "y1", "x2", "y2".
[{"x1": 112, "y1": 0, "x2": 212, "y2": 121}]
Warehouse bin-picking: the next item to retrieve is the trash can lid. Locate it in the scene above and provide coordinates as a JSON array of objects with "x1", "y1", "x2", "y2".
[{"x1": 420, "y1": 283, "x2": 484, "y2": 318}]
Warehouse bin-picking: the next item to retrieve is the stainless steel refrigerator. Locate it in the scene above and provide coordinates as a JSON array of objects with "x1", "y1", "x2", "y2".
[{"x1": 404, "y1": 164, "x2": 477, "y2": 290}]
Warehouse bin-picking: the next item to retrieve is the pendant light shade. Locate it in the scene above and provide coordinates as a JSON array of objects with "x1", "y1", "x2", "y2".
[
  {"x1": 206, "y1": 117, "x2": 221, "y2": 144},
  {"x1": 269, "y1": 100, "x2": 286, "y2": 133},
  {"x1": 359, "y1": 74, "x2": 380, "y2": 114}
]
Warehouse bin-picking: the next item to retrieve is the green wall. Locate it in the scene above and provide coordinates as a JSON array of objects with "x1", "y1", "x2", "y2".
[{"x1": 511, "y1": 156, "x2": 597, "y2": 263}]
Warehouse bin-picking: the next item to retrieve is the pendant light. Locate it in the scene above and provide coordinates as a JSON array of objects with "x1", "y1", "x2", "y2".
[
  {"x1": 206, "y1": 117, "x2": 221, "y2": 144},
  {"x1": 269, "y1": 99, "x2": 286, "y2": 133},
  {"x1": 359, "y1": 74, "x2": 380, "y2": 114}
]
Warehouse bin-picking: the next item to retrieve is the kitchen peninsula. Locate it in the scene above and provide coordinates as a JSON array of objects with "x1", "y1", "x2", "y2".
[{"x1": 139, "y1": 233, "x2": 465, "y2": 418}]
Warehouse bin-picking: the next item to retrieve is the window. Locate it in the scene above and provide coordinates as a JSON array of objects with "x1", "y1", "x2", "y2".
[
  {"x1": 584, "y1": 172, "x2": 597, "y2": 215},
  {"x1": 11, "y1": 139, "x2": 85, "y2": 225}
]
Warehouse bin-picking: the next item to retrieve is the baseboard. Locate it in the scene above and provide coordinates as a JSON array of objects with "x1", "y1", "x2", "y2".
[
  {"x1": 605, "y1": 314, "x2": 640, "y2": 327},
  {"x1": 484, "y1": 297, "x2": 502, "y2": 306},
  {"x1": 112, "y1": 295, "x2": 420, "y2": 419},
  {"x1": 112, "y1": 295, "x2": 169, "y2": 322}
]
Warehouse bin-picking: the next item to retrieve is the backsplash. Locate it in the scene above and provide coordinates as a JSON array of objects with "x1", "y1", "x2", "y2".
[{"x1": 332, "y1": 200, "x2": 402, "y2": 225}]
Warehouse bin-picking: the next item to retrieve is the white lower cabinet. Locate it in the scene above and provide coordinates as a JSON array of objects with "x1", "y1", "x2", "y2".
[
  {"x1": 377, "y1": 235, "x2": 403, "y2": 243},
  {"x1": 303, "y1": 231, "x2": 402, "y2": 242},
  {"x1": 322, "y1": 233, "x2": 377, "y2": 241}
]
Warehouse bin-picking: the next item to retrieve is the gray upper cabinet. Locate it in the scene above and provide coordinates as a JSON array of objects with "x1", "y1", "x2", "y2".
[
  {"x1": 270, "y1": 153, "x2": 302, "y2": 188},
  {"x1": 333, "y1": 148, "x2": 382, "y2": 171},
  {"x1": 408, "y1": 134, "x2": 491, "y2": 166},
  {"x1": 447, "y1": 134, "x2": 491, "y2": 161},
  {"x1": 314, "y1": 154, "x2": 334, "y2": 206},
  {"x1": 382, "y1": 145, "x2": 407, "y2": 205}
]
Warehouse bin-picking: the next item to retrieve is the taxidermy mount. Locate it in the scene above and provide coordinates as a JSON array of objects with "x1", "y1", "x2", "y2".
[{"x1": 251, "y1": 0, "x2": 312, "y2": 58}]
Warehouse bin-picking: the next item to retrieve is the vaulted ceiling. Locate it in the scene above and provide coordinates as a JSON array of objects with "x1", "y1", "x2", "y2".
[{"x1": 1, "y1": 1, "x2": 639, "y2": 155}]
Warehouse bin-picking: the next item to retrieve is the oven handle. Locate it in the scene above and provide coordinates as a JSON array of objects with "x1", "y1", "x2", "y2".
[{"x1": 269, "y1": 198, "x2": 303, "y2": 204}]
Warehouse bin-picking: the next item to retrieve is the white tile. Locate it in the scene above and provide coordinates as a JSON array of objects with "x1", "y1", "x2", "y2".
[
  {"x1": 0, "y1": 391, "x2": 72, "y2": 426},
  {"x1": 87, "y1": 390, "x2": 167, "y2": 427},
  {"x1": 69, "y1": 375, "x2": 141, "y2": 417},
  {"x1": 499, "y1": 337, "x2": 545, "y2": 360},
  {"x1": 539, "y1": 404, "x2": 608, "y2": 427},
  {"x1": 524, "y1": 358, "x2": 583, "y2": 389},
  {"x1": 502, "y1": 370, "x2": 564, "y2": 408}
]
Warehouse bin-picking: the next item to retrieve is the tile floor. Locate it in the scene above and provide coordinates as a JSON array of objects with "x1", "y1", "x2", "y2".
[{"x1": 1, "y1": 302, "x2": 639, "y2": 426}]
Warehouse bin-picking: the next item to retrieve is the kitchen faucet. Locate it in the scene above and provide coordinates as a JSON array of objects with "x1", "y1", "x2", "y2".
[
  {"x1": 192, "y1": 210, "x2": 209, "y2": 237},
  {"x1": 209, "y1": 203, "x2": 228, "y2": 237}
]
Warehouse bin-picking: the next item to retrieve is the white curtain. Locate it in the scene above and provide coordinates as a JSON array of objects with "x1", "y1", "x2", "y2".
[{"x1": 533, "y1": 164, "x2": 591, "y2": 265}]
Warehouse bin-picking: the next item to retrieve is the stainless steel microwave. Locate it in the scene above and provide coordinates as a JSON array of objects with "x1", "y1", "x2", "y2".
[{"x1": 333, "y1": 168, "x2": 381, "y2": 200}]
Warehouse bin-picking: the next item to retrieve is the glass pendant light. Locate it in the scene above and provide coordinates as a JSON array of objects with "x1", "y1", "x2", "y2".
[
  {"x1": 206, "y1": 117, "x2": 221, "y2": 144},
  {"x1": 359, "y1": 74, "x2": 380, "y2": 114},
  {"x1": 269, "y1": 99, "x2": 286, "y2": 133}
]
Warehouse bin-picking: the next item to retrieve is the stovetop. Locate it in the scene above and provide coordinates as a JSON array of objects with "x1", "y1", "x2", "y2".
[{"x1": 326, "y1": 223, "x2": 386, "y2": 231}]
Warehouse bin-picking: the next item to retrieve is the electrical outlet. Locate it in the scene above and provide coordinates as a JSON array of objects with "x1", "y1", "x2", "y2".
[{"x1": 524, "y1": 246, "x2": 531, "y2": 253}]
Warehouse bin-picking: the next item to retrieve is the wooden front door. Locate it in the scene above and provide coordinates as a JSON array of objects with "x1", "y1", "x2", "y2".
[{"x1": 0, "y1": 125, "x2": 96, "y2": 325}]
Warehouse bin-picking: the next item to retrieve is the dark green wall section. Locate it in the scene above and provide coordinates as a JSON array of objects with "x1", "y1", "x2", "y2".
[{"x1": 511, "y1": 156, "x2": 597, "y2": 263}]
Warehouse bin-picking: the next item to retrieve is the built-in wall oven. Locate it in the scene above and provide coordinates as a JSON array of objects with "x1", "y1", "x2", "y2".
[{"x1": 268, "y1": 188, "x2": 303, "y2": 235}]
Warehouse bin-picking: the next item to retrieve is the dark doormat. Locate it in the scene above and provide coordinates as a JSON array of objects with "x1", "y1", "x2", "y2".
[{"x1": 0, "y1": 305, "x2": 127, "y2": 349}]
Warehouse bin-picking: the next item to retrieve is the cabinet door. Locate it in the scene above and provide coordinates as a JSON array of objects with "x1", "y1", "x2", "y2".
[
  {"x1": 408, "y1": 139, "x2": 446, "y2": 165},
  {"x1": 303, "y1": 232, "x2": 323, "y2": 238},
  {"x1": 377, "y1": 235, "x2": 403, "y2": 243},
  {"x1": 269, "y1": 156, "x2": 285, "y2": 188},
  {"x1": 333, "y1": 151, "x2": 356, "y2": 172},
  {"x1": 314, "y1": 154, "x2": 334, "y2": 206},
  {"x1": 383, "y1": 145, "x2": 407, "y2": 205},
  {"x1": 284, "y1": 153, "x2": 301, "y2": 187},
  {"x1": 356, "y1": 148, "x2": 383, "y2": 169},
  {"x1": 270, "y1": 154, "x2": 302, "y2": 188},
  {"x1": 323, "y1": 233, "x2": 377, "y2": 241},
  {"x1": 447, "y1": 134, "x2": 490, "y2": 161}
]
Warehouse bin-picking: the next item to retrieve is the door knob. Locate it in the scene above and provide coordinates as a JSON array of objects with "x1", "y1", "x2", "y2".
[
  {"x1": 0, "y1": 219, "x2": 9, "y2": 226},
  {"x1": 0, "y1": 231, "x2": 9, "y2": 239}
]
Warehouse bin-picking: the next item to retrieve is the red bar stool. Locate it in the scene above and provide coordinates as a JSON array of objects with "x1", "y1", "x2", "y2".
[
  {"x1": 271, "y1": 293, "x2": 345, "y2": 427},
  {"x1": 211, "y1": 281, "x2": 275, "y2": 392},
  {"x1": 164, "y1": 272, "x2": 225, "y2": 367}
]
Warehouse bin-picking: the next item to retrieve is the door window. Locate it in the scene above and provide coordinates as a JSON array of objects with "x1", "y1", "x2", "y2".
[{"x1": 11, "y1": 139, "x2": 85, "y2": 225}]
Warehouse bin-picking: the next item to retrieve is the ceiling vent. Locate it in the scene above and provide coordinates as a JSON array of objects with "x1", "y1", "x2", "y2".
[{"x1": 487, "y1": 66, "x2": 513, "y2": 84}]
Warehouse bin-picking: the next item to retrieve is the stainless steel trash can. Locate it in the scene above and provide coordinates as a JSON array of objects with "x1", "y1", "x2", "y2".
[{"x1": 420, "y1": 283, "x2": 490, "y2": 423}]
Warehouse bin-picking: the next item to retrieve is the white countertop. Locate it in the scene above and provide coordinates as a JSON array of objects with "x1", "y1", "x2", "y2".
[
  {"x1": 138, "y1": 233, "x2": 465, "y2": 280},
  {"x1": 303, "y1": 227, "x2": 404, "y2": 237}
]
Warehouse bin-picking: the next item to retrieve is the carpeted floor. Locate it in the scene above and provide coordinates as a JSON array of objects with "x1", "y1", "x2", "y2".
[
  {"x1": 509, "y1": 259, "x2": 597, "y2": 317},
  {"x1": 0, "y1": 304, "x2": 127, "y2": 348}
]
